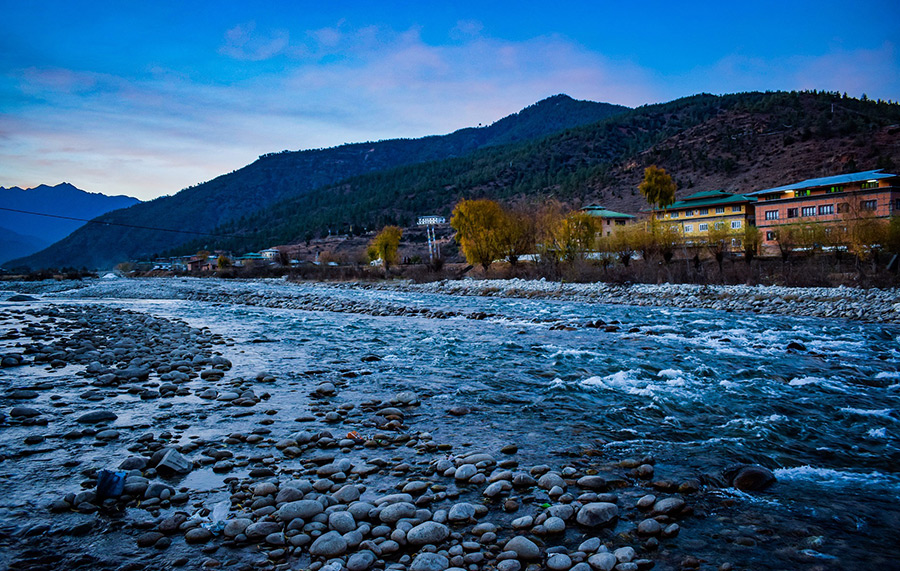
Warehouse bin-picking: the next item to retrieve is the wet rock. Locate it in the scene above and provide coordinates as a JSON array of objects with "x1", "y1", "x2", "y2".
[
  {"x1": 379, "y1": 501, "x2": 417, "y2": 523},
  {"x1": 547, "y1": 553, "x2": 572, "y2": 570},
  {"x1": 184, "y1": 527, "x2": 213, "y2": 544},
  {"x1": 637, "y1": 518, "x2": 661, "y2": 536},
  {"x1": 76, "y1": 410, "x2": 117, "y2": 424},
  {"x1": 576, "y1": 502, "x2": 618, "y2": 527},
  {"x1": 245, "y1": 521, "x2": 281, "y2": 539},
  {"x1": 448, "y1": 502, "x2": 477, "y2": 523},
  {"x1": 409, "y1": 552, "x2": 449, "y2": 571},
  {"x1": 347, "y1": 549, "x2": 377, "y2": 571},
  {"x1": 309, "y1": 530, "x2": 348, "y2": 557},
  {"x1": 651, "y1": 497, "x2": 685, "y2": 516},
  {"x1": 614, "y1": 546, "x2": 635, "y2": 563},
  {"x1": 328, "y1": 511, "x2": 356, "y2": 534},
  {"x1": 223, "y1": 518, "x2": 252, "y2": 538},
  {"x1": 730, "y1": 465, "x2": 776, "y2": 491},
  {"x1": 407, "y1": 521, "x2": 450, "y2": 545},
  {"x1": 277, "y1": 499, "x2": 324, "y2": 521},
  {"x1": 10, "y1": 407, "x2": 41, "y2": 418},
  {"x1": 587, "y1": 552, "x2": 617, "y2": 571},
  {"x1": 119, "y1": 457, "x2": 148, "y2": 471},
  {"x1": 576, "y1": 475, "x2": 606, "y2": 490},
  {"x1": 504, "y1": 536, "x2": 541, "y2": 560},
  {"x1": 137, "y1": 531, "x2": 165, "y2": 547}
]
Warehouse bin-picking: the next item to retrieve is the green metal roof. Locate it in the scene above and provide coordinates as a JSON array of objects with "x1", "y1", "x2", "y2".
[
  {"x1": 662, "y1": 191, "x2": 756, "y2": 211},
  {"x1": 746, "y1": 169, "x2": 897, "y2": 196},
  {"x1": 581, "y1": 205, "x2": 635, "y2": 219}
]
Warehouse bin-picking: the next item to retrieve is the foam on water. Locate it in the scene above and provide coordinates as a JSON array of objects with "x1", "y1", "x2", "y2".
[
  {"x1": 774, "y1": 465, "x2": 900, "y2": 490},
  {"x1": 840, "y1": 407, "x2": 895, "y2": 418}
]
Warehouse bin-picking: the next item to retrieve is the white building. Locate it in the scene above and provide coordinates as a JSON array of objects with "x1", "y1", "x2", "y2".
[{"x1": 417, "y1": 215, "x2": 446, "y2": 226}]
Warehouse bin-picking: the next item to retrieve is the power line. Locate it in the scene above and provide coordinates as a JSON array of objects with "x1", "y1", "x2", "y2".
[{"x1": 0, "y1": 206, "x2": 249, "y2": 239}]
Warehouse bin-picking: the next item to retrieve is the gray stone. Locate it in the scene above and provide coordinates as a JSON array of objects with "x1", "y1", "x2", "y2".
[
  {"x1": 637, "y1": 518, "x2": 661, "y2": 536},
  {"x1": 544, "y1": 516, "x2": 566, "y2": 533},
  {"x1": 447, "y1": 502, "x2": 477, "y2": 523},
  {"x1": 332, "y1": 484, "x2": 361, "y2": 503},
  {"x1": 454, "y1": 464, "x2": 478, "y2": 481},
  {"x1": 504, "y1": 536, "x2": 541, "y2": 560},
  {"x1": 538, "y1": 472, "x2": 566, "y2": 490},
  {"x1": 576, "y1": 475, "x2": 607, "y2": 490},
  {"x1": 547, "y1": 553, "x2": 572, "y2": 570},
  {"x1": 328, "y1": 511, "x2": 356, "y2": 533},
  {"x1": 184, "y1": 527, "x2": 212, "y2": 544},
  {"x1": 483, "y1": 480, "x2": 512, "y2": 498},
  {"x1": 309, "y1": 530, "x2": 348, "y2": 557},
  {"x1": 245, "y1": 521, "x2": 282, "y2": 539},
  {"x1": 576, "y1": 502, "x2": 618, "y2": 527},
  {"x1": 76, "y1": 410, "x2": 116, "y2": 423},
  {"x1": 587, "y1": 552, "x2": 617, "y2": 571},
  {"x1": 614, "y1": 546, "x2": 635, "y2": 562},
  {"x1": 277, "y1": 499, "x2": 324, "y2": 521},
  {"x1": 651, "y1": 497, "x2": 685, "y2": 516},
  {"x1": 347, "y1": 549, "x2": 377, "y2": 571},
  {"x1": 497, "y1": 560, "x2": 522, "y2": 571},
  {"x1": 379, "y1": 501, "x2": 417, "y2": 523},
  {"x1": 409, "y1": 552, "x2": 449, "y2": 571},
  {"x1": 407, "y1": 521, "x2": 450, "y2": 545},
  {"x1": 223, "y1": 518, "x2": 252, "y2": 538}
]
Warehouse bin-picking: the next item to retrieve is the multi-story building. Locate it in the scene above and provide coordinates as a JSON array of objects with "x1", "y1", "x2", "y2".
[
  {"x1": 653, "y1": 190, "x2": 757, "y2": 247},
  {"x1": 581, "y1": 205, "x2": 636, "y2": 237},
  {"x1": 746, "y1": 169, "x2": 900, "y2": 252}
]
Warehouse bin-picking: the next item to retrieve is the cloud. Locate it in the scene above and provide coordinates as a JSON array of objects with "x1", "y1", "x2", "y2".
[
  {"x1": 3, "y1": 21, "x2": 898, "y2": 202},
  {"x1": 219, "y1": 21, "x2": 291, "y2": 61}
]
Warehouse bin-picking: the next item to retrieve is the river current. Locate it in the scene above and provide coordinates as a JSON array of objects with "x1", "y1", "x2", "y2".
[{"x1": 3, "y1": 279, "x2": 899, "y2": 569}]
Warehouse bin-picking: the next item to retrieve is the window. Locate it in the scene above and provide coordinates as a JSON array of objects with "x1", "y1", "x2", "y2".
[
  {"x1": 731, "y1": 238, "x2": 742, "y2": 247},
  {"x1": 766, "y1": 231, "x2": 776, "y2": 241},
  {"x1": 818, "y1": 204, "x2": 834, "y2": 215},
  {"x1": 699, "y1": 223, "x2": 708, "y2": 231},
  {"x1": 796, "y1": 189, "x2": 812, "y2": 197},
  {"x1": 683, "y1": 224, "x2": 693, "y2": 233},
  {"x1": 837, "y1": 202, "x2": 850, "y2": 213},
  {"x1": 861, "y1": 200, "x2": 877, "y2": 211},
  {"x1": 699, "y1": 208, "x2": 709, "y2": 215},
  {"x1": 731, "y1": 220, "x2": 742, "y2": 229},
  {"x1": 715, "y1": 207, "x2": 725, "y2": 214},
  {"x1": 801, "y1": 206, "x2": 816, "y2": 217},
  {"x1": 861, "y1": 181, "x2": 878, "y2": 190},
  {"x1": 685, "y1": 209, "x2": 694, "y2": 216},
  {"x1": 787, "y1": 208, "x2": 798, "y2": 218},
  {"x1": 606, "y1": 220, "x2": 611, "y2": 225},
  {"x1": 764, "y1": 210, "x2": 779, "y2": 220},
  {"x1": 829, "y1": 185, "x2": 843, "y2": 193},
  {"x1": 615, "y1": 220, "x2": 626, "y2": 226},
  {"x1": 895, "y1": 199, "x2": 900, "y2": 211},
  {"x1": 669, "y1": 211, "x2": 679, "y2": 218},
  {"x1": 714, "y1": 222, "x2": 725, "y2": 230},
  {"x1": 732, "y1": 206, "x2": 742, "y2": 212}
]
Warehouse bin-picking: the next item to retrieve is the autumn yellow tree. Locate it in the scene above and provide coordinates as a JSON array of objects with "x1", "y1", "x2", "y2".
[
  {"x1": 367, "y1": 225, "x2": 403, "y2": 272},
  {"x1": 450, "y1": 199, "x2": 505, "y2": 272},
  {"x1": 551, "y1": 211, "x2": 600, "y2": 262},
  {"x1": 639, "y1": 165, "x2": 677, "y2": 213},
  {"x1": 498, "y1": 206, "x2": 536, "y2": 266}
]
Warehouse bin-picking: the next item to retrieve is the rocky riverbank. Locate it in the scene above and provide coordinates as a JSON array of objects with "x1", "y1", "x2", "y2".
[
  {"x1": 2, "y1": 298, "x2": 787, "y2": 571},
  {"x1": 346, "y1": 278, "x2": 900, "y2": 324}
]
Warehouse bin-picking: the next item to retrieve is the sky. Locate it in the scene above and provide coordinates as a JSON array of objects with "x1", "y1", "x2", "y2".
[{"x1": 1, "y1": 1, "x2": 899, "y2": 201}]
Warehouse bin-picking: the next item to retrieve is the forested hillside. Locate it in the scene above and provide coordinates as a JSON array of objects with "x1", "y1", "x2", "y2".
[
  {"x1": 11, "y1": 95, "x2": 626, "y2": 270},
  {"x1": 189, "y1": 91, "x2": 900, "y2": 255}
]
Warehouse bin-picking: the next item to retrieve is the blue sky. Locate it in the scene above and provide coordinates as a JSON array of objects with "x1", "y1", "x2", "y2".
[{"x1": 2, "y1": 0, "x2": 898, "y2": 200}]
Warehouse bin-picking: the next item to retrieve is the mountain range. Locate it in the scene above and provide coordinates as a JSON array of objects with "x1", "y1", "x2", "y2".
[
  {"x1": 0, "y1": 183, "x2": 139, "y2": 265},
  {"x1": 9, "y1": 91, "x2": 900, "y2": 270}
]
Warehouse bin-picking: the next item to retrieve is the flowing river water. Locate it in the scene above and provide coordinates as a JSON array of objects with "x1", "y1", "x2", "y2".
[{"x1": 1, "y1": 279, "x2": 898, "y2": 570}]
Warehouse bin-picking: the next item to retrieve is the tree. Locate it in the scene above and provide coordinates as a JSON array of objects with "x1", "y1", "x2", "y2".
[
  {"x1": 498, "y1": 206, "x2": 536, "y2": 266},
  {"x1": 217, "y1": 255, "x2": 232, "y2": 270},
  {"x1": 450, "y1": 199, "x2": 505, "y2": 272},
  {"x1": 774, "y1": 225, "x2": 799, "y2": 264},
  {"x1": 551, "y1": 211, "x2": 599, "y2": 262},
  {"x1": 706, "y1": 224, "x2": 731, "y2": 278},
  {"x1": 741, "y1": 225, "x2": 761, "y2": 265},
  {"x1": 367, "y1": 226, "x2": 403, "y2": 273},
  {"x1": 639, "y1": 165, "x2": 677, "y2": 212}
]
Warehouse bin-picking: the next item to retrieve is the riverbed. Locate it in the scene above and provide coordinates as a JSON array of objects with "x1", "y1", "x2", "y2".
[{"x1": 1, "y1": 277, "x2": 898, "y2": 571}]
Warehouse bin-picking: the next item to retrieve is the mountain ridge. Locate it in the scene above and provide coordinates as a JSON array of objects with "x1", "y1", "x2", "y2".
[
  {"x1": 0, "y1": 183, "x2": 141, "y2": 264},
  {"x1": 9, "y1": 95, "x2": 628, "y2": 270}
]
